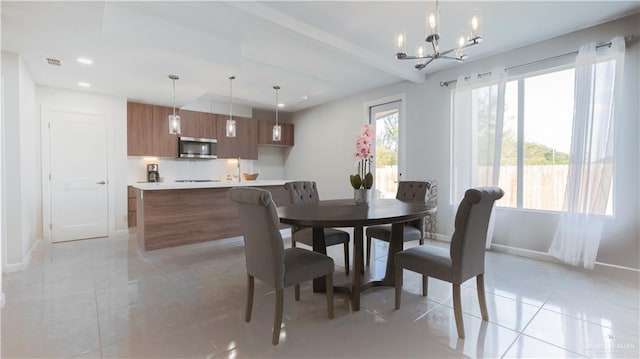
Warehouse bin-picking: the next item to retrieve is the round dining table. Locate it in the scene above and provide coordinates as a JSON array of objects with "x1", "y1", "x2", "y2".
[{"x1": 277, "y1": 198, "x2": 434, "y2": 311}]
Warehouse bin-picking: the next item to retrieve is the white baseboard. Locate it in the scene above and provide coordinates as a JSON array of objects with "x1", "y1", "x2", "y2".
[
  {"x1": 111, "y1": 229, "x2": 130, "y2": 237},
  {"x1": 3, "y1": 238, "x2": 40, "y2": 273},
  {"x1": 490, "y1": 243, "x2": 640, "y2": 273},
  {"x1": 490, "y1": 243, "x2": 562, "y2": 263}
]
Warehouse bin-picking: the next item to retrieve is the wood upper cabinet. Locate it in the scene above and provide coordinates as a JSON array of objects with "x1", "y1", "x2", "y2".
[
  {"x1": 127, "y1": 102, "x2": 256, "y2": 158},
  {"x1": 180, "y1": 110, "x2": 217, "y2": 139},
  {"x1": 258, "y1": 120, "x2": 294, "y2": 146},
  {"x1": 127, "y1": 102, "x2": 155, "y2": 156},
  {"x1": 153, "y1": 105, "x2": 179, "y2": 157},
  {"x1": 127, "y1": 102, "x2": 179, "y2": 157},
  {"x1": 216, "y1": 115, "x2": 258, "y2": 160}
]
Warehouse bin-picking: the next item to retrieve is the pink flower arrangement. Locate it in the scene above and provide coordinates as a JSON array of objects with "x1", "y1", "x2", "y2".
[{"x1": 350, "y1": 124, "x2": 375, "y2": 190}]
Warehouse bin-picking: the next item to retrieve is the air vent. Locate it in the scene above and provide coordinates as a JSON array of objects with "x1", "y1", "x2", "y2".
[{"x1": 45, "y1": 57, "x2": 62, "y2": 66}]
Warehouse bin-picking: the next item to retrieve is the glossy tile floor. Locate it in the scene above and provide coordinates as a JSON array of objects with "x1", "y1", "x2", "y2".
[{"x1": 2, "y1": 232, "x2": 639, "y2": 358}]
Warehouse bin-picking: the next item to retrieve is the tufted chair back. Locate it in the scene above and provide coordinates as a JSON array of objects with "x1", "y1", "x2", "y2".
[
  {"x1": 396, "y1": 181, "x2": 431, "y2": 234},
  {"x1": 229, "y1": 187, "x2": 286, "y2": 289},
  {"x1": 284, "y1": 181, "x2": 320, "y2": 205}
]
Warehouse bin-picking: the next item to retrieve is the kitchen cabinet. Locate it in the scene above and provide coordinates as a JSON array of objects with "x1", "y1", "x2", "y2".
[
  {"x1": 127, "y1": 102, "x2": 155, "y2": 156},
  {"x1": 258, "y1": 120, "x2": 294, "y2": 146},
  {"x1": 128, "y1": 102, "x2": 258, "y2": 159},
  {"x1": 135, "y1": 184, "x2": 289, "y2": 250},
  {"x1": 128, "y1": 186, "x2": 136, "y2": 228},
  {"x1": 127, "y1": 102, "x2": 179, "y2": 157},
  {"x1": 216, "y1": 115, "x2": 258, "y2": 159},
  {"x1": 180, "y1": 110, "x2": 217, "y2": 139}
]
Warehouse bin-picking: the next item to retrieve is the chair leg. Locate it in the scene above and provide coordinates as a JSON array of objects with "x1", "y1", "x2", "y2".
[
  {"x1": 245, "y1": 275, "x2": 254, "y2": 322},
  {"x1": 272, "y1": 289, "x2": 284, "y2": 345},
  {"x1": 343, "y1": 242, "x2": 350, "y2": 276},
  {"x1": 419, "y1": 238, "x2": 424, "y2": 246},
  {"x1": 394, "y1": 267, "x2": 402, "y2": 310},
  {"x1": 453, "y1": 284, "x2": 465, "y2": 339},
  {"x1": 366, "y1": 236, "x2": 371, "y2": 267},
  {"x1": 294, "y1": 284, "x2": 300, "y2": 301},
  {"x1": 291, "y1": 238, "x2": 297, "y2": 248},
  {"x1": 422, "y1": 275, "x2": 428, "y2": 297},
  {"x1": 476, "y1": 273, "x2": 489, "y2": 321},
  {"x1": 325, "y1": 274, "x2": 334, "y2": 319}
]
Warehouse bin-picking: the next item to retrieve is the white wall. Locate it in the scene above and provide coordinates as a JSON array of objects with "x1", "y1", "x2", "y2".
[
  {"x1": 1, "y1": 52, "x2": 39, "y2": 271},
  {"x1": 38, "y1": 87, "x2": 129, "y2": 233},
  {"x1": 287, "y1": 14, "x2": 640, "y2": 269}
]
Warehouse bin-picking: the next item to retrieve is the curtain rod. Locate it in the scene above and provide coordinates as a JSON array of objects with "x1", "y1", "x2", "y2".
[{"x1": 439, "y1": 41, "x2": 613, "y2": 87}]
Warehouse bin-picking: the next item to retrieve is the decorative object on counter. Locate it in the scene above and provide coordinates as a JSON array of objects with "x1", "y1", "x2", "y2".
[
  {"x1": 226, "y1": 75, "x2": 236, "y2": 137},
  {"x1": 242, "y1": 173, "x2": 259, "y2": 181},
  {"x1": 272, "y1": 85, "x2": 281, "y2": 141},
  {"x1": 394, "y1": 0, "x2": 482, "y2": 70},
  {"x1": 168, "y1": 75, "x2": 181, "y2": 135},
  {"x1": 350, "y1": 123, "x2": 374, "y2": 204}
]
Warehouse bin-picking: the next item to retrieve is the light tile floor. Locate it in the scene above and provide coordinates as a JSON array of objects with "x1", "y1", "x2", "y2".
[{"x1": 2, "y1": 232, "x2": 639, "y2": 358}]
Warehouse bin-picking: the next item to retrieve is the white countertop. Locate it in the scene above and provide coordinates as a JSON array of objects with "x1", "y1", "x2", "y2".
[{"x1": 131, "y1": 180, "x2": 288, "y2": 191}]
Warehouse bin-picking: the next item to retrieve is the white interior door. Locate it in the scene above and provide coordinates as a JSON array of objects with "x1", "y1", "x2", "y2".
[
  {"x1": 49, "y1": 110, "x2": 108, "y2": 242},
  {"x1": 369, "y1": 100, "x2": 404, "y2": 199}
]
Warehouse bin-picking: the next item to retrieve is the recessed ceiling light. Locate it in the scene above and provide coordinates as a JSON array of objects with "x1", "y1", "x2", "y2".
[
  {"x1": 277, "y1": 103, "x2": 285, "y2": 108},
  {"x1": 300, "y1": 95, "x2": 309, "y2": 100},
  {"x1": 77, "y1": 82, "x2": 91, "y2": 87},
  {"x1": 77, "y1": 57, "x2": 93, "y2": 65}
]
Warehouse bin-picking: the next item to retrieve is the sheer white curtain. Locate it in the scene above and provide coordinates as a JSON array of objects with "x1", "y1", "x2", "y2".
[
  {"x1": 451, "y1": 67, "x2": 506, "y2": 248},
  {"x1": 548, "y1": 36, "x2": 625, "y2": 269}
]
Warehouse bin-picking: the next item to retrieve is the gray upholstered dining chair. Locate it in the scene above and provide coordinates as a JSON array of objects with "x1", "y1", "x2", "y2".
[
  {"x1": 284, "y1": 181, "x2": 351, "y2": 275},
  {"x1": 229, "y1": 187, "x2": 335, "y2": 345},
  {"x1": 394, "y1": 187, "x2": 504, "y2": 339},
  {"x1": 366, "y1": 181, "x2": 435, "y2": 266}
]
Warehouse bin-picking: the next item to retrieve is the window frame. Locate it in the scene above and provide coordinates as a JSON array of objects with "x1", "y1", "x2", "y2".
[{"x1": 451, "y1": 62, "x2": 616, "y2": 216}]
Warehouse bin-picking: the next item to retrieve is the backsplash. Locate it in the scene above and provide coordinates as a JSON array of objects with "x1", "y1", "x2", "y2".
[{"x1": 127, "y1": 147, "x2": 286, "y2": 184}]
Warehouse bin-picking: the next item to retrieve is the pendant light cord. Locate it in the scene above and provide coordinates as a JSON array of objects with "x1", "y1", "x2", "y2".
[
  {"x1": 229, "y1": 76, "x2": 235, "y2": 121},
  {"x1": 172, "y1": 78, "x2": 176, "y2": 117},
  {"x1": 275, "y1": 87, "x2": 279, "y2": 126}
]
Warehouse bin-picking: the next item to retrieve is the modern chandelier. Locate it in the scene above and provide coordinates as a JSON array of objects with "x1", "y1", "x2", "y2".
[
  {"x1": 226, "y1": 75, "x2": 237, "y2": 137},
  {"x1": 395, "y1": 0, "x2": 482, "y2": 70},
  {"x1": 272, "y1": 86, "x2": 281, "y2": 142},
  {"x1": 168, "y1": 75, "x2": 181, "y2": 135}
]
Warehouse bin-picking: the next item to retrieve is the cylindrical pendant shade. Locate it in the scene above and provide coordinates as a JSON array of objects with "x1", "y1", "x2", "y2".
[
  {"x1": 272, "y1": 124, "x2": 281, "y2": 142},
  {"x1": 169, "y1": 114, "x2": 181, "y2": 135},
  {"x1": 226, "y1": 118, "x2": 236, "y2": 137}
]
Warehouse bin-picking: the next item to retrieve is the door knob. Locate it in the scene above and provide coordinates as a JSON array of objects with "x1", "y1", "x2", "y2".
[{"x1": 96, "y1": 181, "x2": 106, "y2": 185}]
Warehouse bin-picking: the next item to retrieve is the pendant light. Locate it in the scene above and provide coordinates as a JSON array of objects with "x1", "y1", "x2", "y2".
[
  {"x1": 272, "y1": 85, "x2": 281, "y2": 142},
  {"x1": 226, "y1": 75, "x2": 237, "y2": 137},
  {"x1": 168, "y1": 75, "x2": 181, "y2": 135}
]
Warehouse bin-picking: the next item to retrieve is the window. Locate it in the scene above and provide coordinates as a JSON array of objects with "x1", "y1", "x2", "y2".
[{"x1": 468, "y1": 66, "x2": 612, "y2": 213}]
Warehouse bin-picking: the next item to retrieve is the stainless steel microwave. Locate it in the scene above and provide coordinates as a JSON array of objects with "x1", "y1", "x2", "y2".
[{"x1": 178, "y1": 137, "x2": 217, "y2": 159}]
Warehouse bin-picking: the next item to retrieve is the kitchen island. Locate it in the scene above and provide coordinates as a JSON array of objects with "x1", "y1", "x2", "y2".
[{"x1": 132, "y1": 180, "x2": 289, "y2": 250}]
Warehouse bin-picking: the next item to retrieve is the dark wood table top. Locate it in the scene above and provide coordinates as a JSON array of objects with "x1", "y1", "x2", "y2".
[
  {"x1": 277, "y1": 198, "x2": 434, "y2": 228},
  {"x1": 277, "y1": 198, "x2": 435, "y2": 311}
]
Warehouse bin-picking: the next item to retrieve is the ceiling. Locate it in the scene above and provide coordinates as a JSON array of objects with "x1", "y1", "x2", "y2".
[{"x1": 2, "y1": 1, "x2": 638, "y2": 112}]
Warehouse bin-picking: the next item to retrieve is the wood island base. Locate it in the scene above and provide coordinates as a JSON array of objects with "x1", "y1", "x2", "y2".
[{"x1": 136, "y1": 185, "x2": 289, "y2": 251}]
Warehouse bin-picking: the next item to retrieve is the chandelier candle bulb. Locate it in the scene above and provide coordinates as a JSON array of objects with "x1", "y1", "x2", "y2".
[
  {"x1": 471, "y1": 16, "x2": 479, "y2": 38},
  {"x1": 395, "y1": 33, "x2": 406, "y2": 55}
]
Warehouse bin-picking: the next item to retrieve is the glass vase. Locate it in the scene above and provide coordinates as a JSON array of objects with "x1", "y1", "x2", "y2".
[{"x1": 354, "y1": 188, "x2": 369, "y2": 204}]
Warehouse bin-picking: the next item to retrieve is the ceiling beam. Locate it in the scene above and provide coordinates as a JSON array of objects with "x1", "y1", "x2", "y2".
[{"x1": 229, "y1": 2, "x2": 425, "y2": 84}]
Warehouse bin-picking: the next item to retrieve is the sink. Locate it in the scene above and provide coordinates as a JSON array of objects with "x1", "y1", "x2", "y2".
[{"x1": 175, "y1": 179, "x2": 222, "y2": 183}]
